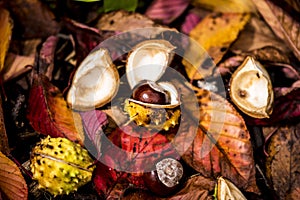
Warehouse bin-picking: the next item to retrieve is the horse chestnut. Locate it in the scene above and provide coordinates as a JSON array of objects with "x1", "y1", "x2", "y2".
[
  {"x1": 143, "y1": 157, "x2": 185, "y2": 197},
  {"x1": 132, "y1": 81, "x2": 170, "y2": 105}
]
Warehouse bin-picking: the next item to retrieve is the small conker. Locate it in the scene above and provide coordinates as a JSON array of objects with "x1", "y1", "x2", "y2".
[
  {"x1": 143, "y1": 157, "x2": 185, "y2": 197},
  {"x1": 132, "y1": 81, "x2": 170, "y2": 105}
]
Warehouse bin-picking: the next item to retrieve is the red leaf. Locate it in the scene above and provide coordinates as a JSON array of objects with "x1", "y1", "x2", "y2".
[
  {"x1": 105, "y1": 124, "x2": 179, "y2": 173},
  {"x1": 27, "y1": 74, "x2": 84, "y2": 145},
  {"x1": 145, "y1": 0, "x2": 189, "y2": 24}
]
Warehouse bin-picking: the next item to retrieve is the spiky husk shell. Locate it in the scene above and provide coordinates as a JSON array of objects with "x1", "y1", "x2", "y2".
[
  {"x1": 30, "y1": 136, "x2": 95, "y2": 196},
  {"x1": 124, "y1": 100, "x2": 180, "y2": 131}
]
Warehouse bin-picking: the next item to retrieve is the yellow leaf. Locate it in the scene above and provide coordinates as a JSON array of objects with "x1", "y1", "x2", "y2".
[
  {"x1": 217, "y1": 177, "x2": 247, "y2": 200},
  {"x1": 192, "y1": 0, "x2": 255, "y2": 13},
  {"x1": 0, "y1": 8, "x2": 13, "y2": 73},
  {"x1": 0, "y1": 152, "x2": 28, "y2": 200},
  {"x1": 183, "y1": 13, "x2": 250, "y2": 80}
]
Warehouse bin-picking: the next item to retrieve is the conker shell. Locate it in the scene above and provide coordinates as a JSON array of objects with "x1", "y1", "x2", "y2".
[
  {"x1": 133, "y1": 81, "x2": 169, "y2": 105},
  {"x1": 143, "y1": 158, "x2": 185, "y2": 197}
]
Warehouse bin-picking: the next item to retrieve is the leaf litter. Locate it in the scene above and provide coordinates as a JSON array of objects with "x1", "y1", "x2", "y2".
[{"x1": 0, "y1": 0, "x2": 299, "y2": 200}]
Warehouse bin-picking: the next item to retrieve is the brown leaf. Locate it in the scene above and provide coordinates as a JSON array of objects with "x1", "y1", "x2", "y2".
[
  {"x1": 4, "y1": 0, "x2": 59, "y2": 39},
  {"x1": 96, "y1": 10, "x2": 158, "y2": 32},
  {"x1": 168, "y1": 175, "x2": 215, "y2": 200},
  {"x1": 183, "y1": 13, "x2": 250, "y2": 80},
  {"x1": 231, "y1": 15, "x2": 289, "y2": 54},
  {"x1": 266, "y1": 123, "x2": 300, "y2": 199},
  {"x1": 174, "y1": 82, "x2": 258, "y2": 193},
  {"x1": 0, "y1": 152, "x2": 28, "y2": 200},
  {"x1": 27, "y1": 74, "x2": 84, "y2": 145},
  {"x1": 3, "y1": 53, "x2": 34, "y2": 81},
  {"x1": 252, "y1": 0, "x2": 300, "y2": 60}
]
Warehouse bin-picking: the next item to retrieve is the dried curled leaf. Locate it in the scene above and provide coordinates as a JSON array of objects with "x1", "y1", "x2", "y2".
[
  {"x1": 27, "y1": 74, "x2": 84, "y2": 145},
  {"x1": 168, "y1": 174, "x2": 215, "y2": 200},
  {"x1": 0, "y1": 8, "x2": 13, "y2": 72},
  {"x1": 253, "y1": 0, "x2": 300, "y2": 60},
  {"x1": 174, "y1": 82, "x2": 258, "y2": 193},
  {"x1": 266, "y1": 123, "x2": 300, "y2": 199},
  {"x1": 183, "y1": 13, "x2": 250, "y2": 80},
  {"x1": 0, "y1": 152, "x2": 28, "y2": 200}
]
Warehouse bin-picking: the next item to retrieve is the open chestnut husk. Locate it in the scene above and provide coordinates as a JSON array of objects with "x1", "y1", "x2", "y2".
[{"x1": 142, "y1": 157, "x2": 186, "y2": 197}]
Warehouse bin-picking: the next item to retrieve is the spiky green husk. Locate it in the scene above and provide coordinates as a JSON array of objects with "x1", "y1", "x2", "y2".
[
  {"x1": 30, "y1": 136, "x2": 95, "y2": 196},
  {"x1": 124, "y1": 100, "x2": 180, "y2": 131}
]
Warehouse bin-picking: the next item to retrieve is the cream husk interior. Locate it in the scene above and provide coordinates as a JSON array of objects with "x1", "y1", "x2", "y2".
[
  {"x1": 67, "y1": 48, "x2": 119, "y2": 110},
  {"x1": 230, "y1": 56, "x2": 273, "y2": 118},
  {"x1": 126, "y1": 40, "x2": 176, "y2": 89}
]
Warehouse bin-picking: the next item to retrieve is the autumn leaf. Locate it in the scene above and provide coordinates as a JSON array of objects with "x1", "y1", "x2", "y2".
[
  {"x1": 192, "y1": 0, "x2": 256, "y2": 13},
  {"x1": 0, "y1": 8, "x2": 13, "y2": 73},
  {"x1": 182, "y1": 12, "x2": 250, "y2": 80},
  {"x1": 145, "y1": 0, "x2": 190, "y2": 24},
  {"x1": 79, "y1": 110, "x2": 108, "y2": 157},
  {"x1": 245, "y1": 87, "x2": 300, "y2": 126},
  {"x1": 266, "y1": 123, "x2": 300, "y2": 199},
  {"x1": 168, "y1": 174, "x2": 215, "y2": 200},
  {"x1": 252, "y1": 0, "x2": 300, "y2": 60},
  {"x1": 27, "y1": 74, "x2": 84, "y2": 145},
  {"x1": 104, "y1": 124, "x2": 179, "y2": 173},
  {"x1": 0, "y1": 152, "x2": 28, "y2": 200},
  {"x1": 174, "y1": 82, "x2": 258, "y2": 193},
  {"x1": 4, "y1": 0, "x2": 59, "y2": 39},
  {"x1": 96, "y1": 10, "x2": 156, "y2": 32}
]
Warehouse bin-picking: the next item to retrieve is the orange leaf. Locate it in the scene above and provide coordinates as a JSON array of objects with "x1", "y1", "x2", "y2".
[
  {"x1": 27, "y1": 74, "x2": 84, "y2": 145},
  {"x1": 174, "y1": 82, "x2": 258, "y2": 193},
  {"x1": 0, "y1": 152, "x2": 28, "y2": 200}
]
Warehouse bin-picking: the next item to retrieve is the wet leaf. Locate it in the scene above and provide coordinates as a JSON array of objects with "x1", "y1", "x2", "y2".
[
  {"x1": 0, "y1": 152, "x2": 28, "y2": 200},
  {"x1": 27, "y1": 74, "x2": 84, "y2": 145},
  {"x1": 145, "y1": 0, "x2": 189, "y2": 24},
  {"x1": 175, "y1": 84, "x2": 258, "y2": 193},
  {"x1": 168, "y1": 174, "x2": 215, "y2": 200},
  {"x1": 79, "y1": 110, "x2": 108, "y2": 156},
  {"x1": 252, "y1": 0, "x2": 300, "y2": 60},
  {"x1": 0, "y1": 8, "x2": 12, "y2": 73},
  {"x1": 183, "y1": 13, "x2": 250, "y2": 80},
  {"x1": 266, "y1": 123, "x2": 300, "y2": 199}
]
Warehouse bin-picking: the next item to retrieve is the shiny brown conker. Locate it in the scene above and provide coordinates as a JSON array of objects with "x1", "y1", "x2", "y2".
[
  {"x1": 132, "y1": 81, "x2": 170, "y2": 105},
  {"x1": 142, "y1": 157, "x2": 185, "y2": 197}
]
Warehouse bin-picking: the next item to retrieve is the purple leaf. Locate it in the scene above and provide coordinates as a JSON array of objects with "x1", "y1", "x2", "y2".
[
  {"x1": 181, "y1": 12, "x2": 202, "y2": 34},
  {"x1": 145, "y1": 0, "x2": 189, "y2": 24},
  {"x1": 37, "y1": 36, "x2": 59, "y2": 79},
  {"x1": 80, "y1": 110, "x2": 108, "y2": 156}
]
